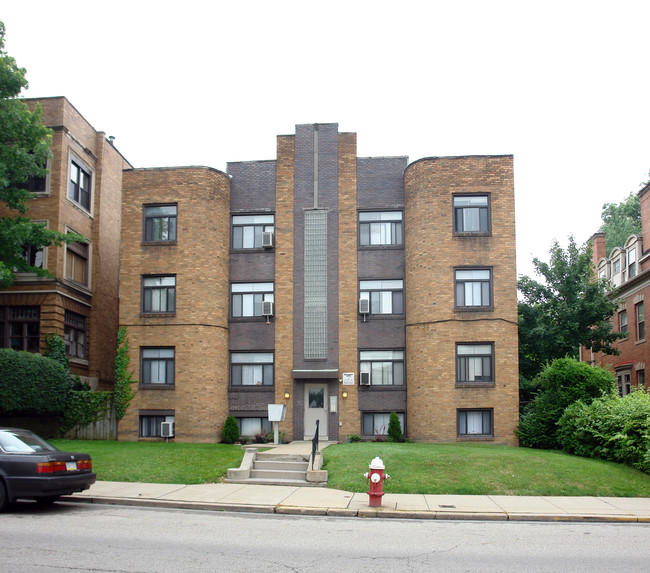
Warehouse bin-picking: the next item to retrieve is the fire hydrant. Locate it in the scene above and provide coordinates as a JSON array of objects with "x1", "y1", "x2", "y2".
[{"x1": 364, "y1": 456, "x2": 390, "y2": 507}]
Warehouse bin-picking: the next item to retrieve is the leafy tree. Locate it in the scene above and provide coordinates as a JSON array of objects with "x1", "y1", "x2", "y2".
[
  {"x1": 387, "y1": 411, "x2": 403, "y2": 442},
  {"x1": 516, "y1": 357, "x2": 615, "y2": 449},
  {"x1": 600, "y1": 192, "x2": 642, "y2": 256},
  {"x1": 222, "y1": 415, "x2": 240, "y2": 444},
  {"x1": 0, "y1": 21, "x2": 82, "y2": 288},
  {"x1": 518, "y1": 236, "x2": 624, "y2": 380}
]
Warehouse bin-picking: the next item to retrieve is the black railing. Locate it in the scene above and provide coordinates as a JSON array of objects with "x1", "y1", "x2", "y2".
[{"x1": 311, "y1": 419, "x2": 319, "y2": 470}]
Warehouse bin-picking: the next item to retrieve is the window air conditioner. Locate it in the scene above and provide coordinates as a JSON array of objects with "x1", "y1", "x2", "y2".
[
  {"x1": 360, "y1": 372, "x2": 370, "y2": 386},
  {"x1": 160, "y1": 421, "x2": 174, "y2": 438},
  {"x1": 262, "y1": 300, "x2": 274, "y2": 317},
  {"x1": 359, "y1": 298, "x2": 370, "y2": 314},
  {"x1": 262, "y1": 231, "x2": 274, "y2": 248}
]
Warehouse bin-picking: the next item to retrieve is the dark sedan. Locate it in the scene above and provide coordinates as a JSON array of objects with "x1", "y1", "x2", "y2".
[{"x1": 0, "y1": 427, "x2": 96, "y2": 511}]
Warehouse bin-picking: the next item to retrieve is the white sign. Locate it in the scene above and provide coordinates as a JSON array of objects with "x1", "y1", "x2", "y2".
[{"x1": 342, "y1": 372, "x2": 355, "y2": 386}]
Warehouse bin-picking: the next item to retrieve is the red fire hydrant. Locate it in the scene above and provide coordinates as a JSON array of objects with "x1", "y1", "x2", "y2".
[{"x1": 364, "y1": 456, "x2": 390, "y2": 507}]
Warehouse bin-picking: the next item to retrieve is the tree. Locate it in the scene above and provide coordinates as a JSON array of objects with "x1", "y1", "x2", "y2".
[
  {"x1": 600, "y1": 192, "x2": 642, "y2": 256},
  {"x1": 518, "y1": 236, "x2": 624, "y2": 380},
  {"x1": 0, "y1": 21, "x2": 82, "y2": 288},
  {"x1": 387, "y1": 411, "x2": 403, "y2": 442}
]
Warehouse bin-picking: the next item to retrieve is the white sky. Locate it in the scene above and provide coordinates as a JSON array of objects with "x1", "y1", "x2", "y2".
[{"x1": 2, "y1": 1, "x2": 649, "y2": 279}]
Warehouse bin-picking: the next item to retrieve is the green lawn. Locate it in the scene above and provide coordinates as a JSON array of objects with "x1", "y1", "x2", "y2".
[{"x1": 51, "y1": 439, "x2": 650, "y2": 496}]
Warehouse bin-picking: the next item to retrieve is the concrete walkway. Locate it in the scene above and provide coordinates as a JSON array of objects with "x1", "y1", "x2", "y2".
[{"x1": 62, "y1": 442, "x2": 650, "y2": 523}]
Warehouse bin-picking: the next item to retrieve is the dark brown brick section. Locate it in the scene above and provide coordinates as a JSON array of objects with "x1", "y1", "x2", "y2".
[{"x1": 404, "y1": 156, "x2": 519, "y2": 445}]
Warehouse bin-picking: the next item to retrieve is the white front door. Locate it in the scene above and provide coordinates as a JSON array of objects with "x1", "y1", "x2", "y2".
[{"x1": 304, "y1": 383, "x2": 328, "y2": 440}]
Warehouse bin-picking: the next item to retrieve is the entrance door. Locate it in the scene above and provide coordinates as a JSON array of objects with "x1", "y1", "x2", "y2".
[{"x1": 304, "y1": 383, "x2": 328, "y2": 440}]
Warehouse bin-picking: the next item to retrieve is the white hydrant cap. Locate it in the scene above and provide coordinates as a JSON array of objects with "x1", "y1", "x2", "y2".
[{"x1": 369, "y1": 456, "x2": 385, "y2": 470}]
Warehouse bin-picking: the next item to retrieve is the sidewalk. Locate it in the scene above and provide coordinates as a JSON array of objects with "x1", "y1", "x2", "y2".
[{"x1": 63, "y1": 442, "x2": 650, "y2": 523}]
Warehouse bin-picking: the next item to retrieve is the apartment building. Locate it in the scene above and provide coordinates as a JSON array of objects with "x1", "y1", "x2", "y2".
[
  {"x1": 119, "y1": 123, "x2": 519, "y2": 444},
  {"x1": 0, "y1": 97, "x2": 131, "y2": 387},
  {"x1": 586, "y1": 181, "x2": 650, "y2": 394}
]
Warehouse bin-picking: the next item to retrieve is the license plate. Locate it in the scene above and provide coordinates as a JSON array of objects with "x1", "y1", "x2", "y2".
[{"x1": 66, "y1": 461, "x2": 77, "y2": 471}]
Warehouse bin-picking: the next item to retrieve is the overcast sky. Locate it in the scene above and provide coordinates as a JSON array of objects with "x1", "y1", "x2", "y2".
[{"x1": 3, "y1": 1, "x2": 649, "y2": 279}]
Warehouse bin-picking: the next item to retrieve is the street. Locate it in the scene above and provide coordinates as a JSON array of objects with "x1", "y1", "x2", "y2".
[{"x1": 2, "y1": 501, "x2": 648, "y2": 572}]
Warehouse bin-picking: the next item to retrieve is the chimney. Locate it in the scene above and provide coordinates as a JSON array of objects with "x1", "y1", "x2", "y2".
[{"x1": 589, "y1": 232, "x2": 607, "y2": 268}]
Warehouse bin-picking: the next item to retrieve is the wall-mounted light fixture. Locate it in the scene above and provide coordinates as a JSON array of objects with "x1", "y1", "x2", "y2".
[
  {"x1": 342, "y1": 390, "x2": 348, "y2": 399},
  {"x1": 284, "y1": 391, "x2": 291, "y2": 400}
]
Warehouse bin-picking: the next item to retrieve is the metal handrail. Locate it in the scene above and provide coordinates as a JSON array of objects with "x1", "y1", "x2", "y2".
[{"x1": 311, "y1": 419, "x2": 319, "y2": 470}]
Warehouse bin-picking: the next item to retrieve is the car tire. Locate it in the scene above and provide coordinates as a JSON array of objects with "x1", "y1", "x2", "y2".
[
  {"x1": 0, "y1": 479, "x2": 8, "y2": 512},
  {"x1": 35, "y1": 495, "x2": 60, "y2": 505}
]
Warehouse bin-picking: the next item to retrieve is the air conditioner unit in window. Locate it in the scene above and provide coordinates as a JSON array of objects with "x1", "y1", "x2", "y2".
[
  {"x1": 160, "y1": 421, "x2": 174, "y2": 438},
  {"x1": 360, "y1": 372, "x2": 370, "y2": 386},
  {"x1": 359, "y1": 298, "x2": 370, "y2": 315},
  {"x1": 262, "y1": 300, "x2": 274, "y2": 317},
  {"x1": 262, "y1": 231, "x2": 274, "y2": 248}
]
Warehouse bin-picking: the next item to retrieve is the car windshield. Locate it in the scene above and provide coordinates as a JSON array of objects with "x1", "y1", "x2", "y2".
[{"x1": 0, "y1": 430, "x2": 59, "y2": 453}]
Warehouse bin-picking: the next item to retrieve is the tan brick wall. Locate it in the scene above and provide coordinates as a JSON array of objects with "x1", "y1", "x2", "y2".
[
  {"x1": 118, "y1": 167, "x2": 230, "y2": 442},
  {"x1": 337, "y1": 133, "x2": 360, "y2": 437},
  {"x1": 274, "y1": 136, "x2": 296, "y2": 440},
  {"x1": 404, "y1": 156, "x2": 519, "y2": 445}
]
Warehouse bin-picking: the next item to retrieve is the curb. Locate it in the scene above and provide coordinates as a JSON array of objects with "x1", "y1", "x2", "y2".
[{"x1": 61, "y1": 496, "x2": 650, "y2": 523}]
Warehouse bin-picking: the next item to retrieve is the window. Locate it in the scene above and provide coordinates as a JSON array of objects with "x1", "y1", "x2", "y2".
[
  {"x1": 68, "y1": 159, "x2": 91, "y2": 210},
  {"x1": 231, "y1": 283, "x2": 274, "y2": 318},
  {"x1": 142, "y1": 276, "x2": 176, "y2": 313},
  {"x1": 457, "y1": 409, "x2": 493, "y2": 437},
  {"x1": 359, "y1": 280, "x2": 404, "y2": 315},
  {"x1": 636, "y1": 302, "x2": 645, "y2": 340},
  {"x1": 359, "y1": 350, "x2": 404, "y2": 385},
  {"x1": 144, "y1": 204, "x2": 177, "y2": 242},
  {"x1": 455, "y1": 269, "x2": 492, "y2": 308},
  {"x1": 453, "y1": 195, "x2": 490, "y2": 233},
  {"x1": 1, "y1": 306, "x2": 40, "y2": 352},
  {"x1": 613, "y1": 258, "x2": 621, "y2": 275},
  {"x1": 64, "y1": 311, "x2": 87, "y2": 359},
  {"x1": 232, "y1": 215, "x2": 274, "y2": 249},
  {"x1": 66, "y1": 240, "x2": 89, "y2": 286},
  {"x1": 141, "y1": 348, "x2": 175, "y2": 385},
  {"x1": 231, "y1": 352, "x2": 274, "y2": 386},
  {"x1": 619, "y1": 310, "x2": 628, "y2": 335},
  {"x1": 456, "y1": 343, "x2": 494, "y2": 384},
  {"x1": 359, "y1": 211, "x2": 403, "y2": 246},
  {"x1": 23, "y1": 244, "x2": 43, "y2": 269},
  {"x1": 638, "y1": 370, "x2": 645, "y2": 387},
  {"x1": 617, "y1": 372, "x2": 631, "y2": 396},
  {"x1": 362, "y1": 412, "x2": 404, "y2": 436},
  {"x1": 627, "y1": 248, "x2": 637, "y2": 279},
  {"x1": 139, "y1": 413, "x2": 174, "y2": 438},
  {"x1": 237, "y1": 417, "x2": 272, "y2": 437}
]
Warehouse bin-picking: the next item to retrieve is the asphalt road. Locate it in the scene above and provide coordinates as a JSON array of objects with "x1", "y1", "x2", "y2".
[{"x1": 2, "y1": 501, "x2": 649, "y2": 572}]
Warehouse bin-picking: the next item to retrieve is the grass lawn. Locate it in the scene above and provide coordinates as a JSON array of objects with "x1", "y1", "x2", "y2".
[
  {"x1": 323, "y1": 443, "x2": 650, "y2": 497},
  {"x1": 51, "y1": 439, "x2": 650, "y2": 496},
  {"x1": 51, "y1": 440, "x2": 245, "y2": 485}
]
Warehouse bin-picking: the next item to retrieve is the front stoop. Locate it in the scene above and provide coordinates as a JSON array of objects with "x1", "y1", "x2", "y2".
[{"x1": 226, "y1": 449, "x2": 328, "y2": 487}]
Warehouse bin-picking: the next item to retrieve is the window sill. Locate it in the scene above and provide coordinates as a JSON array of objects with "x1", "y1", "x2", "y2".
[
  {"x1": 457, "y1": 435, "x2": 494, "y2": 441},
  {"x1": 359, "y1": 385, "x2": 405, "y2": 391},
  {"x1": 358, "y1": 314, "x2": 405, "y2": 321},
  {"x1": 69, "y1": 357, "x2": 89, "y2": 367},
  {"x1": 139, "y1": 384, "x2": 175, "y2": 390},
  {"x1": 453, "y1": 231, "x2": 492, "y2": 238},
  {"x1": 140, "y1": 312, "x2": 176, "y2": 318},
  {"x1": 141, "y1": 240, "x2": 177, "y2": 247},
  {"x1": 455, "y1": 382, "x2": 495, "y2": 388},
  {"x1": 230, "y1": 248, "x2": 274, "y2": 254},
  {"x1": 358, "y1": 245, "x2": 404, "y2": 251},
  {"x1": 229, "y1": 317, "x2": 274, "y2": 323},
  {"x1": 229, "y1": 386, "x2": 275, "y2": 392},
  {"x1": 635, "y1": 338, "x2": 646, "y2": 345},
  {"x1": 454, "y1": 306, "x2": 494, "y2": 313}
]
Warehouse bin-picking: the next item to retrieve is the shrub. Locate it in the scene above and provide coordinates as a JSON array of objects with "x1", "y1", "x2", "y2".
[
  {"x1": 61, "y1": 389, "x2": 112, "y2": 433},
  {"x1": 222, "y1": 415, "x2": 240, "y2": 444},
  {"x1": 558, "y1": 389, "x2": 650, "y2": 473},
  {"x1": 516, "y1": 357, "x2": 615, "y2": 449},
  {"x1": 347, "y1": 434, "x2": 361, "y2": 443},
  {"x1": 0, "y1": 348, "x2": 72, "y2": 416},
  {"x1": 387, "y1": 411, "x2": 403, "y2": 442}
]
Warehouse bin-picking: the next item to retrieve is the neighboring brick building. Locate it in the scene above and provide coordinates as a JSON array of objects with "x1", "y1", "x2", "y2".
[
  {"x1": 0, "y1": 97, "x2": 131, "y2": 387},
  {"x1": 120, "y1": 123, "x2": 520, "y2": 444},
  {"x1": 585, "y1": 182, "x2": 650, "y2": 394}
]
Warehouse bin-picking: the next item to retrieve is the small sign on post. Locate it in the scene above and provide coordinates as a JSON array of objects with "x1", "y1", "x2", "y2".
[{"x1": 267, "y1": 404, "x2": 287, "y2": 445}]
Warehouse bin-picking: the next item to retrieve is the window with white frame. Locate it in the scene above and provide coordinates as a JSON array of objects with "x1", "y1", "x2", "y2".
[
  {"x1": 455, "y1": 269, "x2": 492, "y2": 308},
  {"x1": 66, "y1": 239, "x2": 89, "y2": 286},
  {"x1": 359, "y1": 350, "x2": 404, "y2": 385},
  {"x1": 231, "y1": 352, "x2": 274, "y2": 386},
  {"x1": 68, "y1": 159, "x2": 91, "y2": 210},
  {"x1": 362, "y1": 412, "x2": 404, "y2": 436},
  {"x1": 627, "y1": 247, "x2": 636, "y2": 279},
  {"x1": 636, "y1": 302, "x2": 645, "y2": 340},
  {"x1": 613, "y1": 258, "x2": 621, "y2": 275},
  {"x1": 617, "y1": 371, "x2": 631, "y2": 396},
  {"x1": 232, "y1": 215, "x2": 274, "y2": 249},
  {"x1": 231, "y1": 283, "x2": 274, "y2": 318},
  {"x1": 359, "y1": 211, "x2": 403, "y2": 246},
  {"x1": 456, "y1": 343, "x2": 494, "y2": 384},
  {"x1": 457, "y1": 409, "x2": 493, "y2": 437},
  {"x1": 359, "y1": 280, "x2": 404, "y2": 315},
  {"x1": 64, "y1": 310, "x2": 87, "y2": 360},
  {"x1": 144, "y1": 204, "x2": 177, "y2": 242},
  {"x1": 139, "y1": 412, "x2": 174, "y2": 438},
  {"x1": 142, "y1": 276, "x2": 176, "y2": 313},
  {"x1": 237, "y1": 417, "x2": 272, "y2": 436},
  {"x1": 619, "y1": 310, "x2": 628, "y2": 335},
  {"x1": 141, "y1": 348, "x2": 175, "y2": 385},
  {"x1": 453, "y1": 195, "x2": 490, "y2": 233}
]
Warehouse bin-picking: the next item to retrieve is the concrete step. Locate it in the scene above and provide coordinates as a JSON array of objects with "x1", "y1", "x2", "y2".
[
  {"x1": 250, "y1": 468, "x2": 307, "y2": 480},
  {"x1": 226, "y1": 477, "x2": 324, "y2": 487},
  {"x1": 254, "y1": 460, "x2": 309, "y2": 471}
]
